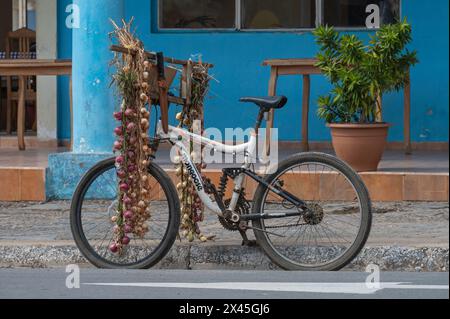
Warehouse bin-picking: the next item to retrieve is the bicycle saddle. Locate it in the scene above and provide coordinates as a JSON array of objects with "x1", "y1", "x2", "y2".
[{"x1": 239, "y1": 96, "x2": 288, "y2": 111}]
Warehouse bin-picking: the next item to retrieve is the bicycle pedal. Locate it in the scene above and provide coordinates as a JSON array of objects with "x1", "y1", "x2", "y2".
[{"x1": 241, "y1": 240, "x2": 258, "y2": 247}]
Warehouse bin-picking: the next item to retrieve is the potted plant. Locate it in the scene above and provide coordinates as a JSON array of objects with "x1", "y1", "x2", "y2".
[{"x1": 313, "y1": 20, "x2": 418, "y2": 171}]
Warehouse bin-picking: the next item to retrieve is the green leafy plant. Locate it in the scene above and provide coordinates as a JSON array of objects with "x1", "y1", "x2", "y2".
[{"x1": 313, "y1": 19, "x2": 418, "y2": 124}]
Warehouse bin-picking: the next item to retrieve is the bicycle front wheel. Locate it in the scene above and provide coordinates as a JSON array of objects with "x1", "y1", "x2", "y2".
[
  {"x1": 252, "y1": 153, "x2": 372, "y2": 271},
  {"x1": 70, "y1": 158, "x2": 180, "y2": 269}
]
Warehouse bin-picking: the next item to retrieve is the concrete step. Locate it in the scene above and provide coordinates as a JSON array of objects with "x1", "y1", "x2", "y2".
[
  {"x1": 1, "y1": 166, "x2": 448, "y2": 202},
  {"x1": 0, "y1": 167, "x2": 46, "y2": 201},
  {"x1": 167, "y1": 170, "x2": 450, "y2": 202},
  {"x1": 0, "y1": 242, "x2": 447, "y2": 272}
]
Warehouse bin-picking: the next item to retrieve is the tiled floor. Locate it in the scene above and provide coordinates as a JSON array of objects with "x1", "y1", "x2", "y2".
[
  {"x1": 155, "y1": 148, "x2": 450, "y2": 173},
  {"x1": 0, "y1": 147, "x2": 67, "y2": 168},
  {"x1": 378, "y1": 150, "x2": 449, "y2": 173},
  {"x1": 0, "y1": 146, "x2": 448, "y2": 173}
]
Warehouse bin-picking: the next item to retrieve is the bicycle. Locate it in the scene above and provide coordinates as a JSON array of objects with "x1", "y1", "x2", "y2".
[{"x1": 70, "y1": 52, "x2": 372, "y2": 271}]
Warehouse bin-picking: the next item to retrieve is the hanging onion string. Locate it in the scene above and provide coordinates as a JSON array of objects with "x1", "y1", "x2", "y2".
[
  {"x1": 109, "y1": 19, "x2": 154, "y2": 254},
  {"x1": 176, "y1": 60, "x2": 212, "y2": 243}
]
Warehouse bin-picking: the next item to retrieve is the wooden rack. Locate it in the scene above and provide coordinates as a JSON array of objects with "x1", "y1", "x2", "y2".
[
  {"x1": 110, "y1": 45, "x2": 213, "y2": 107},
  {"x1": 110, "y1": 45, "x2": 213, "y2": 134}
]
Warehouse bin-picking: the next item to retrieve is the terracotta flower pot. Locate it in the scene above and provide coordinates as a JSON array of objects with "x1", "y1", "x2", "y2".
[{"x1": 328, "y1": 123, "x2": 390, "y2": 172}]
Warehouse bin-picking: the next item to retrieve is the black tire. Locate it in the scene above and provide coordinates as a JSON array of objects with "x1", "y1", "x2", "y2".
[
  {"x1": 252, "y1": 152, "x2": 372, "y2": 271},
  {"x1": 70, "y1": 157, "x2": 180, "y2": 269}
]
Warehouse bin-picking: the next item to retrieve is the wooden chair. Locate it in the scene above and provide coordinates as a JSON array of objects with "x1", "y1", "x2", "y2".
[{"x1": 5, "y1": 28, "x2": 37, "y2": 134}]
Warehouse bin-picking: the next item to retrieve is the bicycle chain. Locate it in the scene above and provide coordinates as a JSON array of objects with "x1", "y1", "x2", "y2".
[
  {"x1": 219, "y1": 196, "x2": 250, "y2": 232},
  {"x1": 265, "y1": 222, "x2": 308, "y2": 229}
]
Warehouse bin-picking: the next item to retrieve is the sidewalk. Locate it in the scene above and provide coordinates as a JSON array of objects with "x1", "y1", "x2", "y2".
[{"x1": 0, "y1": 201, "x2": 448, "y2": 271}]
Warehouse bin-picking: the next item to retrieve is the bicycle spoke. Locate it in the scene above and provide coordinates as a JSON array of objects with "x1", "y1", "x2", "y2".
[
  {"x1": 75, "y1": 161, "x2": 175, "y2": 268},
  {"x1": 255, "y1": 157, "x2": 367, "y2": 269}
]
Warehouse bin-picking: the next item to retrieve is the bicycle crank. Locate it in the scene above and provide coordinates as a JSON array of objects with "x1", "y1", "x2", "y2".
[{"x1": 219, "y1": 197, "x2": 250, "y2": 232}]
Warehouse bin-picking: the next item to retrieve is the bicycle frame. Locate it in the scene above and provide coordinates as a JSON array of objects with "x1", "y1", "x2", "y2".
[{"x1": 157, "y1": 121, "x2": 257, "y2": 216}]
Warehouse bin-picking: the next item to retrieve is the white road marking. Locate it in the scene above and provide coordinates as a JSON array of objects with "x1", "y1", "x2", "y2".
[{"x1": 84, "y1": 282, "x2": 449, "y2": 295}]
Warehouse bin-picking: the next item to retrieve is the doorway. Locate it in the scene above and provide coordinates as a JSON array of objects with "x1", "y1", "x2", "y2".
[{"x1": 0, "y1": 0, "x2": 37, "y2": 137}]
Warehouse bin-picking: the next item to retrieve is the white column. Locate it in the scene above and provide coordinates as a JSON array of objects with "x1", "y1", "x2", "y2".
[{"x1": 36, "y1": 0, "x2": 57, "y2": 141}]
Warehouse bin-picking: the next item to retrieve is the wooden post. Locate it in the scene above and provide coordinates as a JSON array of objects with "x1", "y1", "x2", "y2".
[
  {"x1": 404, "y1": 70, "x2": 412, "y2": 155},
  {"x1": 6, "y1": 75, "x2": 13, "y2": 134},
  {"x1": 185, "y1": 60, "x2": 193, "y2": 106},
  {"x1": 6, "y1": 95, "x2": 12, "y2": 134},
  {"x1": 265, "y1": 67, "x2": 278, "y2": 156},
  {"x1": 301, "y1": 75, "x2": 311, "y2": 152},
  {"x1": 17, "y1": 75, "x2": 26, "y2": 151}
]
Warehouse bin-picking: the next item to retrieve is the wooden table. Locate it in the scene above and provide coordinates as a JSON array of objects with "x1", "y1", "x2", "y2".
[
  {"x1": 263, "y1": 59, "x2": 412, "y2": 155},
  {"x1": 0, "y1": 59, "x2": 72, "y2": 150}
]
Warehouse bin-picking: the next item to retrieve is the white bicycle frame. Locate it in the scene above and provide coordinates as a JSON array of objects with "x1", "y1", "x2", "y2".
[{"x1": 157, "y1": 121, "x2": 257, "y2": 217}]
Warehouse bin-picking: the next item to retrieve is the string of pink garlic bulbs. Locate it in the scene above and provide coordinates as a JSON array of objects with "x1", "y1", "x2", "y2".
[{"x1": 109, "y1": 53, "x2": 154, "y2": 254}]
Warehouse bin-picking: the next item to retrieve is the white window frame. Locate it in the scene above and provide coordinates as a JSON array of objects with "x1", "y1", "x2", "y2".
[
  {"x1": 12, "y1": 0, "x2": 28, "y2": 30},
  {"x1": 156, "y1": 0, "x2": 401, "y2": 32}
]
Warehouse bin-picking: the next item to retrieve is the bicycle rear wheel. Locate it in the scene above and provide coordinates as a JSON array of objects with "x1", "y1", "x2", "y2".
[
  {"x1": 252, "y1": 152, "x2": 372, "y2": 271},
  {"x1": 70, "y1": 158, "x2": 180, "y2": 269}
]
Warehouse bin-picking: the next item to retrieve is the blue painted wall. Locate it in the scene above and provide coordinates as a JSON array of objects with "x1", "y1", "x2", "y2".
[
  {"x1": 56, "y1": 0, "x2": 449, "y2": 143},
  {"x1": 57, "y1": 0, "x2": 73, "y2": 141},
  {"x1": 27, "y1": 10, "x2": 36, "y2": 30}
]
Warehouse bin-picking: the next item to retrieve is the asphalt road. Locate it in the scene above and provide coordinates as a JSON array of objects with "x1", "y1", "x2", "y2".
[{"x1": 0, "y1": 268, "x2": 448, "y2": 299}]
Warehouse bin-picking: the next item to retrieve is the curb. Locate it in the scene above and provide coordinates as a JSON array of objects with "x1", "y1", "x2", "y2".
[{"x1": 0, "y1": 244, "x2": 448, "y2": 272}]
